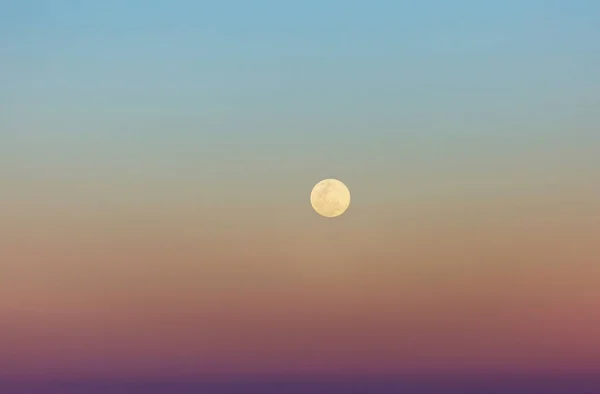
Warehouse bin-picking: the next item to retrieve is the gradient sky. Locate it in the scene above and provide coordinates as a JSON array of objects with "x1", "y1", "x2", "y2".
[{"x1": 1, "y1": 0, "x2": 600, "y2": 380}]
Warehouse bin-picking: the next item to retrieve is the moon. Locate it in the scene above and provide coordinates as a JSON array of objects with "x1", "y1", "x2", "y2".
[{"x1": 310, "y1": 179, "x2": 351, "y2": 218}]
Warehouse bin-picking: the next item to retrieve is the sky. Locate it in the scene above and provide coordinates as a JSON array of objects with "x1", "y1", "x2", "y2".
[{"x1": 1, "y1": 0, "x2": 600, "y2": 381}]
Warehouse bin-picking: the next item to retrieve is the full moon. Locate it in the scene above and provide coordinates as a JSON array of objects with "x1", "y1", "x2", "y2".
[{"x1": 310, "y1": 179, "x2": 351, "y2": 218}]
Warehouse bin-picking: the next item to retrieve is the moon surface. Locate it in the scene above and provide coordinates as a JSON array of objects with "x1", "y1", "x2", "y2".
[{"x1": 310, "y1": 179, "x2": 351, "y2": 218}]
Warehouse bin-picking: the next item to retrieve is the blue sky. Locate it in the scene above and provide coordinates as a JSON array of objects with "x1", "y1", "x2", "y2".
[{"x1": 1, "y1": 1, "x2": 599, "y2": 199}]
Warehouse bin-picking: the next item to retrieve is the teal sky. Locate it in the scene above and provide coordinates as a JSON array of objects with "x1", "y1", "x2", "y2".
[{"x1": 2, "y1": 1, "x2": 599, "y2": 207}]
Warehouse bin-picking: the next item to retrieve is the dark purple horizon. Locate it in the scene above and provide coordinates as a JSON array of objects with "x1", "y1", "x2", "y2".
[{"x1": 2, "y1": 374, "x2": 600, "y2": 394}]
